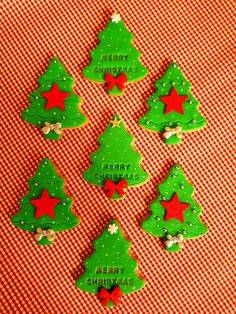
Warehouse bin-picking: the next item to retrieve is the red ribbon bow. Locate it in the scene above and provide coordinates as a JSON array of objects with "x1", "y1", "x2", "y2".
[
  {"x1": 98, "y1": 287, "x2": 123, "y2": 307},
  {"x1": 104, "y1": 73, "x2": 127, "y2": 91},
  {"x1": 104, "y1": 179, "x2": 128, "y2": 198}
]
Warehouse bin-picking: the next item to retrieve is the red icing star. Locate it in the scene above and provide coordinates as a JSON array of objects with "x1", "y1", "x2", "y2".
[
  {"x1": 41, "y1": 83, "x2": 70, "y2": 110},
  {"x1": 160, "y1": 193, "x2": 190, "y2": 223},
  {"x1": 160, "y1": 87, "x2": 188, "y2": 114},
  {"x1": 30, "y1": 189, "x2": 60, "y2": 219}
]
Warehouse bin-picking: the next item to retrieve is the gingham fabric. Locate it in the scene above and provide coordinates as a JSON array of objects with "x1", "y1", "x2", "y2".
[{"x1": 1, "y1": 1, "x2": 235, "y2": 313}]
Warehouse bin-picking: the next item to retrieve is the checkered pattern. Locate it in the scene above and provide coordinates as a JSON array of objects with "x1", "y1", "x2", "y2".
[{"x1": 1, "y1": 0, "x2": 234, "y2": 313}]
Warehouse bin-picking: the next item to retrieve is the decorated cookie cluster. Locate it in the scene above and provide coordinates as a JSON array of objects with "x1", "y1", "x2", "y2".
[{"x1": 12, "y1": 12, "x2": 208, "y2": 308}]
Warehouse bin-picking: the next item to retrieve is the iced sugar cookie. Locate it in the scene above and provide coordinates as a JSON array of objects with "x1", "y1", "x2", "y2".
[
  {"x1": 11, "y1": 158, "x2": 79, "y2": 245},
  {"x1": 83, "y1": 115, "x2": 149, "y2": 200},
  {"x1": 22, "y1": 56, "x2": 87, "y2": 140},
  {"x1": 139, "y1": 62, "x2": 207, "y2": 144},
  {"x1": 76, "y1": 220, "x2": 144, "y2": 307},
  {"x1": 83, "y1": 13, "x2": 148, "y2": 96},
  {"x1": 142, "y1": 165, "x2": 208, "y2": 252}
]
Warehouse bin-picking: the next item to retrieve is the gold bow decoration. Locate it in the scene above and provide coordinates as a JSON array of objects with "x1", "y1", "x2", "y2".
[
  {"x1": 165, "y1": 234, "x2": 184, "y2": 248},
  {"x1": 34, "y1": 228, "x2": 55, "y2": 242},
  {"x1": 42, "y1": 122, "x2": 62, "y2": 135},
  {"x1": 163, "y1": 126, "x2": 182, "y2": 139}
]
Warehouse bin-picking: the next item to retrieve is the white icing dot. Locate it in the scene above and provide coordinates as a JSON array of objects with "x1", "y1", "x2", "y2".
[{"x1": 20, "y1": 221, "x2": 24, "y2": 224}]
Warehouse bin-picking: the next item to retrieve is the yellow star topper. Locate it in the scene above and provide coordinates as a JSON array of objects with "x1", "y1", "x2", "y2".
[{"x1": 110, "y1": 117, "x2": 121, "y2": 128}]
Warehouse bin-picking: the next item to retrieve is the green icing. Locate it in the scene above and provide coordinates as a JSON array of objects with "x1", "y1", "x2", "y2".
[
  {"x1": 22, "y1": 56, "x2": 87, "y2": 140},
  {"x1": 11, "y1": 158, "x2": 79, "y2": 245},
  {"x1": 139, "y1": 62, "x2": 207, "y2": 144},
  {"x1": 76, "y1": 220, "x2": 144, "y2": 307},
  {"x1": 142, "y1": 165, "x2": 208, "y2": 252},
  {"x1": 83, "y1": 15, "x2": 148, "y2": 96},
  {"x1": 83, "y1": 115, "x2": 149, "y2": 200}
]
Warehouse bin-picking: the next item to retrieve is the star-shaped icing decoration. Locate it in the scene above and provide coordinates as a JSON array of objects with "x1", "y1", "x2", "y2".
[
  {"x1": 160, "y1": 87, "x2": 188, "y2": 115},
  {"x1": 30, "y1": 189, "x2": 60, "y2": 219},
  {"x1": 110, "y1": 117, "x2": 121, "y2": 128},
  {"x1": 111, "y1": 13, "x2": 121, "y2": 23},
  {"x1": 41, "y1": 83, "x2": 70, "y2": 111},
  {"x1": 160, "y1": 193, "x2": 190, "y2": 223},
  {"x1": 108, "y1": 224, "x2": 118, "y2": 234}
]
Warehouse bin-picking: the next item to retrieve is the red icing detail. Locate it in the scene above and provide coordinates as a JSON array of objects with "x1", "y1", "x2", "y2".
[
  {"x1": 98, "y1": 287, "x2": 123, "y2": 307},
  {"x1": 104, "y1": 179, "x2": 128, "y2": 198},
  {"x1": 41, "y1": 83, "x2": 70, "y2": 111},
  {"x1": 160, "y1": 87, "x2": 188, "y2": 115},
  {"x1": 160, "y1": 193, "x2": 190, "y2": 223},
  {"x1": 30, "y1": 189, "x2": 60, "y2": 219},
  {"x1": 105, "y1": 73, "x2": 127, "y2": 91}
]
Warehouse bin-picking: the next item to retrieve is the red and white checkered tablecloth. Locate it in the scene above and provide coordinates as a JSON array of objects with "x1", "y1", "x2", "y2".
[{"x1": 1, "y1": 1, "x2": 235, "y2": 313}]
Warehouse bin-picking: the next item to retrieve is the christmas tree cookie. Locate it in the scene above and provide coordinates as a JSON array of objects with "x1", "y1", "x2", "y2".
[
  {"x1": 139, "y1": 62, "x2": 207, "y2": 144},
  {"x1": 22, "y1": 56, "x2": 87, "y2": 140},
  {"x1": 76, "y1": 220, "x2": 144, "y2": 307},
  {"x1": 11, "y1": 158, "x2": 79, "y2": 245},
  {"x1": 142, "y1": 165, "x2": 208, "y2": 252},
  {"x1": 83, "y1": 13, "x2": 148, "y2": 96},
  {"x1": 83, "y1": 115, "x2": 149, "y2": 200}
]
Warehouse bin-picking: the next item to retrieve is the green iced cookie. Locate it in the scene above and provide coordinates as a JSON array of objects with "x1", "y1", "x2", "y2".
[
  {"x1": 83, "y1": 115, "x2": 149, "y2": 200},
  {"x1": 142, "y1": 165, "x2": 208, "y2": 252},
  {"x1": 22, "y1": 56, "x2": 87, "y2": 140},
  {"x1": 139, "y1": 62, "x2": 207, "y2": 144},
  {"x1": 76, "y1": 220, "x2": 144, "y2": 307},
  {"x1": 11, "y1": 158, "x2": 79, "y2": 245},
  {"x1": 83, "y1": 13, "x2": 148, "y2": 96}
]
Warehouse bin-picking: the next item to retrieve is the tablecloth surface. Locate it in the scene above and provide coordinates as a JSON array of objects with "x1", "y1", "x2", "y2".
[{"x1": 1, "y1": 1, "x2": 234, "y2": 313}]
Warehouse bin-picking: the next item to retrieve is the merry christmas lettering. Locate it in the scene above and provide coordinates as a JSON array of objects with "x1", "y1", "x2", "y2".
[
  {"x1": 96, "y1": 267, "x2": 124, "y2": 274},
  {"x1": 94, "y1": 163, "x2": 139, "y2": 182},
  {"x1": 94, "y1": 173, "x2": 139, "y2": 181},
  {"x1": 102, "y1": 163, "x2": 130, "y2": 171},
  {"x1": 86, "y1": 278, "x2": 134, "y2": 286},
  {"x1": 93, "y1": 66, "x2": 138, "y2": 73},
  {"x1": 101, "y1": 55, "x2": 128, "y2": 61},
  {"x1": 86, "y1": 266, "x2": 133, "y2": 286}
]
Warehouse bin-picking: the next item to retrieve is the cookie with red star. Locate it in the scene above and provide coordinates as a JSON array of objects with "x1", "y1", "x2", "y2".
[
  {"x1": 139, "y1": 62, "x2": 207, "y2": 145},
  {"x1": 22, "y1": 56, "x2": 87, "y2": 140},
  {"x1": 141, "y1": 165, "x2": 208, "y2": 252},
  {"x1": 11, "y1": 158, "x2": 79, "y2": 245}
]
